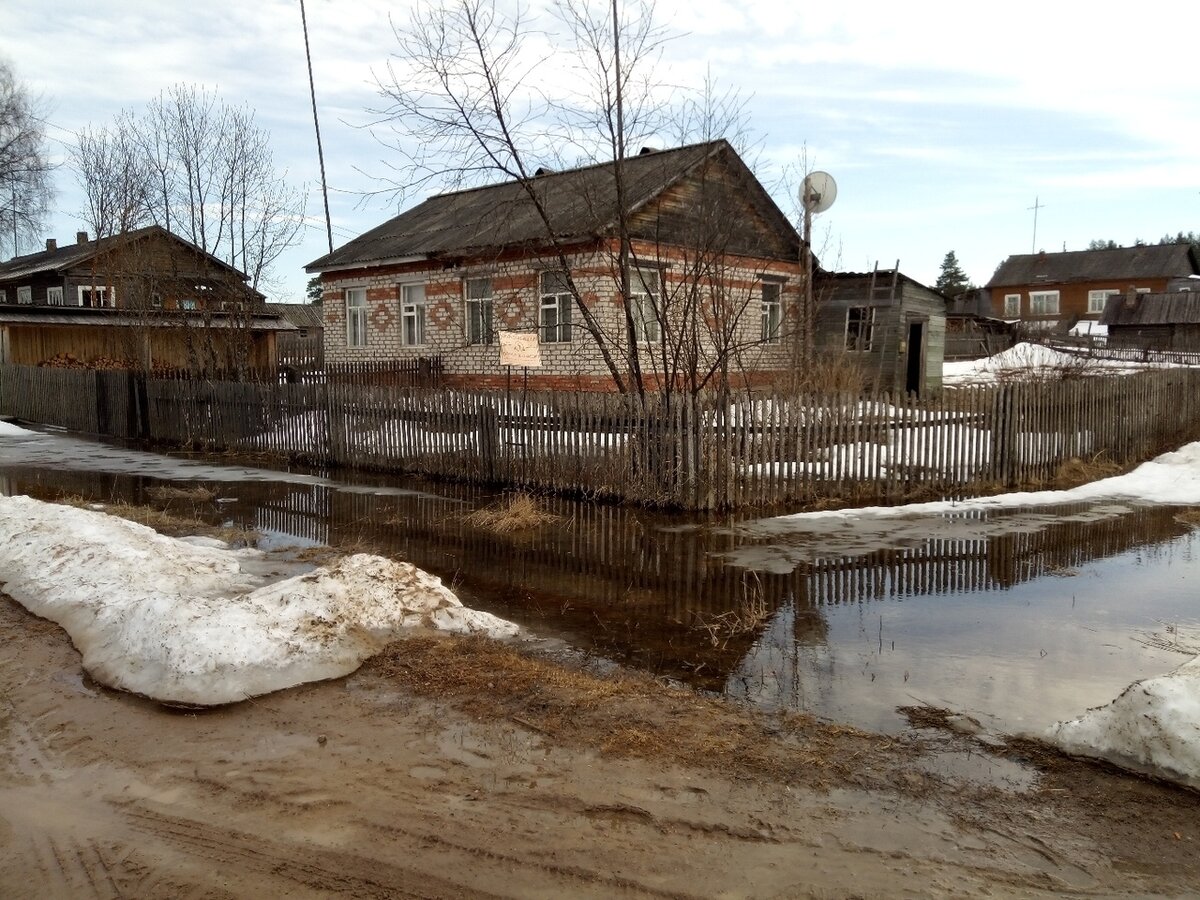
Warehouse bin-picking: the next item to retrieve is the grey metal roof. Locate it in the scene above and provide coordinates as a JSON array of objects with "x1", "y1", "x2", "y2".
[
  {"x1": 266, "y1": 303, "x2": 324, "y2": 329},
  {"x1": 987, "y1": 244, "x2": 1199, "y2": 288},
  {"x1": 307, "y1": 140, "x2": 798, "y2": 271},
  {"x1": 0, "y1": 225, "x2": 252, "y2": 283},
  {"x1": 1101, "y1": 291, "x2": 1200, "y2": 326}
]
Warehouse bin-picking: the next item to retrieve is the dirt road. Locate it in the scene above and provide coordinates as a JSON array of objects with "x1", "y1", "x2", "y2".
[{"x1": 2, "y1": 592, "x2": 1198, "y2": 899}]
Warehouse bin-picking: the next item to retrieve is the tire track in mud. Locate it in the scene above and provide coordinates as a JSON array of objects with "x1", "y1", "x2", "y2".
[{"x1": 122, "y1": 806, "x2": 502, "y2": 899}]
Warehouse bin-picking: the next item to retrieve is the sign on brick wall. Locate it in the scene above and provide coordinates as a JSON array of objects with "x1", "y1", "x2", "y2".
[{"x1": 498, "y1": 331, "x2": 542, "y2": 367}]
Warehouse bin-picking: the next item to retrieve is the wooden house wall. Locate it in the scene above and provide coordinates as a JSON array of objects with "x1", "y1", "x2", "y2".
[
  {"x1": 1108, "y1": 323, "x2": 1200, "y2": 352},
  {"x1": 0, "y1": 324, "x2": 276, "y2": 371}
]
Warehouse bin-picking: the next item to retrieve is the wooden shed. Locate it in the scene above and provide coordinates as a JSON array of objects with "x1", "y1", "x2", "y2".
[
  {"x1": 1101, "y1": 289, "x2": 1200, "y2": 351},
  {"x1": 815, "y1": 269, "x2": 946, "y2": 396}
]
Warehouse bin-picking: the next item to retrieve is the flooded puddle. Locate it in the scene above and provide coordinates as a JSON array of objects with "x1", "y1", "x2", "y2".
[{"x1": 2, "y1": 426, "x2": 1198, "y2": 740}]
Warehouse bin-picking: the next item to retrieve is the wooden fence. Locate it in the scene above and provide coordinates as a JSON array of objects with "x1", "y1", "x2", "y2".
[{"x1": 4, "y1": 362, "x2": 1200, "y2": 509}]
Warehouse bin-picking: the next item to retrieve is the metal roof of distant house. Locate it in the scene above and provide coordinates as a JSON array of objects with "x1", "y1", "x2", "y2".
[
  {"x1": 266, "y1": 303, "x2": 324, "y2": 329},
  {"x1": 986, "y1": 244, "x2": 1200, "y2": 288},
  {"x1": 1101, "y1": 291, "x2": 1200, "y2": 327},
  {"x1": 0, "y1": 225, "x2": 252, "y2": 283},
  {"x1": 307, "y1": 140, "x2": 799, "y2": 272}
]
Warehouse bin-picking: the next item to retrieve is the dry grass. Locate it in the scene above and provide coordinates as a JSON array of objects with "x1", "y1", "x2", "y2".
[
  {"x1": 147, "y1": 484, "x2": 218, "y2": 502},
  {"x1": 1174, "y1": 508, "x2": 1200, "y2": 527},
  {"x1": 54, "y1": 494, "x2": 259, "y2": 545},
  {"x1": 692, "y1": 578, "x2": 770, "y2": 648},
  {"x1": 1052, "y1": 453, "x2": 1123, "y2": 487},
  {"x1": 462, "y1": 493, "x2": 562, "y2": 533},
  {"x1": 366, "y1": 633, "x2": 913, "y2": 790}
]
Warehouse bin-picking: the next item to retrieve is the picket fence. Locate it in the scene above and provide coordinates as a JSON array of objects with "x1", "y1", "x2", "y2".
[{"x1": 3, "y1": 363, "x2": 1199, "y2": 510}]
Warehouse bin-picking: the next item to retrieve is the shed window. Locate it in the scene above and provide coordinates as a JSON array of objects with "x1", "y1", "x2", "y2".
[
  {"x1": 17, "y1": 286, "x2": 32, "y2": 305},
  {"x1": 846, "y1": 306, "x2": 875, "y2": 351},
  {"x1": 761, "y1": 281, "x2": 782, "y2": 343},
  {"x1": 1088, "y1": 289, "x2": 1118, "y2": 314},
  {"x1": 465, "y1": 277, "x2": 493, "y2": 345},
  {"x1": 345, "y1": 287, "x2": 367, "y2": 348},
  {"x1": 540, "y1": 271, "x2": 573, "y2": 343},
  {"x1": 1030, "y1": 290, "x2": 1059, "y2": 315},
  {"x1": 1003, "y1": 293, "x2": 1020, "y2": 317},
  {"x1": 401, "y1": 283, "x2": 426, "y2": 346},
  {"x1": 46, "y1": 286, "x2": 64, "y2": 306}
]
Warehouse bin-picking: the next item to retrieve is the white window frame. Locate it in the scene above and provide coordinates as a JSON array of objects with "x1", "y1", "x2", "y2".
[
  {"x1": 77, "y1": 284, "x2": 114, "y2": 308},
  {"x1": 465, "y1": 276, "x2": 494, "y2": 345},
  {"x1": 46, "y1": 286, "x2": 64, "y2": 306},
  {"x1": 17, "y1": 285, "x2": 32, "y2": 305},
  {"x1": 760, "y1": 281, "x2": 782, "y2": 343},
  {"x1": 539, "y1": 271, "x2": 573, "y2": 344},
  {"x1": 345, "y1": 287, "x2": 368, "y2": 349},
  {"x1": 1003, "y1": 293, "x2": 1020, "y2": 317},
  {"x1": 1136, "y1": 287, "x2": 1151, "y2": 294},
  {"x1": 180, "y1": 298, "x2": 199, "y2": 311},
  {"x1": 845, "y1": 306, "x2": 875, "y2": 351},
  {"x1": 630, "y1": 268, "x2": 660, "y2": 344},
  {"x1": 400, "y1": 282, "x2": 426, "y2": 346},
  {"x1": 1087, "y1": 289, "x2": 1118, "y2": 314},
  {"x1": 1029, "y1": 290, "x2": 1059, "y2": 316}
]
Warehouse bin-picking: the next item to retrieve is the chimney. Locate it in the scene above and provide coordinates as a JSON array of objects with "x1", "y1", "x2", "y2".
[
  {"x1": 1124, "y1": 285, "x2": 1139, "y2": 311},
  {"x1": 76, "y1": 231, "x2": 89, "y2": 244},
  {"x1": 45, "y1": 238, "x2": 57, "y2": 252}
]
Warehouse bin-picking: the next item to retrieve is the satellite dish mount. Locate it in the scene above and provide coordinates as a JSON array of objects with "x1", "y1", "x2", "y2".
[{"x1": 797, "y1": 171, "x2": 837, "y2": 369}]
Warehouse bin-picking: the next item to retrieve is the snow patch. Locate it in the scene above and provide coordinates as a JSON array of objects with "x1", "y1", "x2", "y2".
[
  {"x1": 0, "y1": 495, "x2": 517, "y2": 706},
  {"x1": 1050, "y1": 657, "x2": 1200, "y2": 790}
]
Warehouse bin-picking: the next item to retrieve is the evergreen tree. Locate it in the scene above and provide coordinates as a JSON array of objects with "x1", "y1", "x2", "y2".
[
  {"x1": 935, "y1": 251, "x2": 973, "y2": 296},
  {"x1": 306, "y1": 276, "x2": 323, "y2": 304}
]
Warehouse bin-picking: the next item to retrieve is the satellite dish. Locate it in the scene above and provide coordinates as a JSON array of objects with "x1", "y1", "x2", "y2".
[{"x1": 801, "y1": 171, "x2": 837, "y2": 214}]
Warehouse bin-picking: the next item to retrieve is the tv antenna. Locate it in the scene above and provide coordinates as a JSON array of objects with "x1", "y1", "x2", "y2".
[
  {"x1": 1028, "y1": 196, "x2": 1045, "y2": 253},
  {"x1": 798, "y1": 171, "x2": 837, "y2": 369}
]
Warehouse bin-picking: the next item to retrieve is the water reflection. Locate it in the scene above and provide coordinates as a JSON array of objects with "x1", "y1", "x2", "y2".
[{"x1": 1, "y1": 428, "x2": 1197, "y2": 733}]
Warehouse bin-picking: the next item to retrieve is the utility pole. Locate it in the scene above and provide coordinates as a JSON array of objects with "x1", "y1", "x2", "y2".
[{"x1": 300, "y1": 0, "x2": 334, "y2": 256}]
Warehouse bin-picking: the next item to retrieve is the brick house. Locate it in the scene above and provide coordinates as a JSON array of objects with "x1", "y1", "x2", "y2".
[
  {"x1": 0, "y1": 225, "x2": 289, "y2": 373},
  {"x1": 306, "y1": 140, "x2": 807, "y2": 392},
  {"x1": 985, "y1": 244, "x2": 1200, "y2": 332}
]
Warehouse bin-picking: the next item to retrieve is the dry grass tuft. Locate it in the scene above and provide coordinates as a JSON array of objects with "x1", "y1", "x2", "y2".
[
  {"x1": 146, "y1": 484, "x2": 218, "y2": 502},
  {"x1": 365, "y1": 633, "x2": 911, "y2": 789},
  {"x1": 1052, "y1": 453, "x2": 1123, "y2": 488},
  {"x1": 54, "y1": 494, "x2": 259, "y2": 544},
  {"x1": 1173, "y1": 508, "x2": 1200, "y2": 527},
  {"x1": 462, "y1": 493, "x2": 562, "y2": 533}
]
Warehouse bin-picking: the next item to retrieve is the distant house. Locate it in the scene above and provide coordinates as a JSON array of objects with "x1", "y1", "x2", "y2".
[
  {"x1": 0, "y1": 226, "x2": 290, "y2": 374},
  {"x1": 815, "y1": 269, "x2": 946, "y2": 396},
  {"x1": 306, "y1": 140, "x2": 806, "y2": 392},
  {"x1": 985, "y1": 244, "x2": 1200, "y2": 332},
  {"x1": 266, "y1": 302, "x2": 325, "y2": 368},
  {"x1": 1101, "y1": 288, "x2": 1200, "y2": 351}
]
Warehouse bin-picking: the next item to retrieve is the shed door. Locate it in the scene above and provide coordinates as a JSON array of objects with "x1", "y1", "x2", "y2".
[{"x1": 905, "y1": 321, "x2": 925, "y2": 396}]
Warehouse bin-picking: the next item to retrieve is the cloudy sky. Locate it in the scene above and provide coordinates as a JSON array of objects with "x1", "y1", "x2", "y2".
[{"x1": 3, "y1": 0, "x2": 1198, "y2": 301}]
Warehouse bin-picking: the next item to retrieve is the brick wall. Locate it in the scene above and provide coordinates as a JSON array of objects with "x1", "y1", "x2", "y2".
[{"x1": 321, "y1": 244, "x2": 803, "y2": 391}]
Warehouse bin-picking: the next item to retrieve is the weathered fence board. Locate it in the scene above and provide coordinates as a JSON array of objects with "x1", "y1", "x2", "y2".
[{"x1": 5, "y1": 362, "x2": 1200, "y2": 510}]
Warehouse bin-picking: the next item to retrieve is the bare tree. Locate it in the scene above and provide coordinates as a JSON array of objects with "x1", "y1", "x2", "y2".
[
  {"x1": 0, "y1": 57, "x2": 53, "y2": 259},
  {"x1": 373, "y1": 0, "x2": 799, "y2": 403},
  {"x1": 74, "y1": 85, "x2": 307, "y2": 297}
]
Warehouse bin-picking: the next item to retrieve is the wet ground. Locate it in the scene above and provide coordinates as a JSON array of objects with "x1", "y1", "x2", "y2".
[{"x1": 2, "y1": 423, "x2": 1197, "y2": 740}]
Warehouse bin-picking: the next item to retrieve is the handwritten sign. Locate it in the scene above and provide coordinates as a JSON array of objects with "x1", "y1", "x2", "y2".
[{"x1": 498, "y1": 331, "x2": 542, "y2": 368}]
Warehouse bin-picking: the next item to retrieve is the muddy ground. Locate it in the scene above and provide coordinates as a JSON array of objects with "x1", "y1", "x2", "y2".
[{"x1": 1, "y1": 592, "x2": 1198, "y2": 899}]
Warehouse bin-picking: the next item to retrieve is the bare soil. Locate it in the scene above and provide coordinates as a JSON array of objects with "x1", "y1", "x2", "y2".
[{"x1": 2, "y1": 593, "x2": 1199, "y2": 899}]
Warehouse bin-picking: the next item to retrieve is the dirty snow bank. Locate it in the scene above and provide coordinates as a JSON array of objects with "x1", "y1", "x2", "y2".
[
  {"x1": 0, "y1": 495, "x2": 516, "y2": 706},
  {"x1": 1049, "y1": 659, "x2": 1200, "y2": 790}
]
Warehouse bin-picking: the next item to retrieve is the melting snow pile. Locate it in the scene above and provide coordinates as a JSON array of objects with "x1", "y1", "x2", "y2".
[
  {"x1": 1050, "y1": 659, "x2": 1200, "y2": 791},
  {"x1": 0, "y1": 495, "x2": 516, "y2": 706}
]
